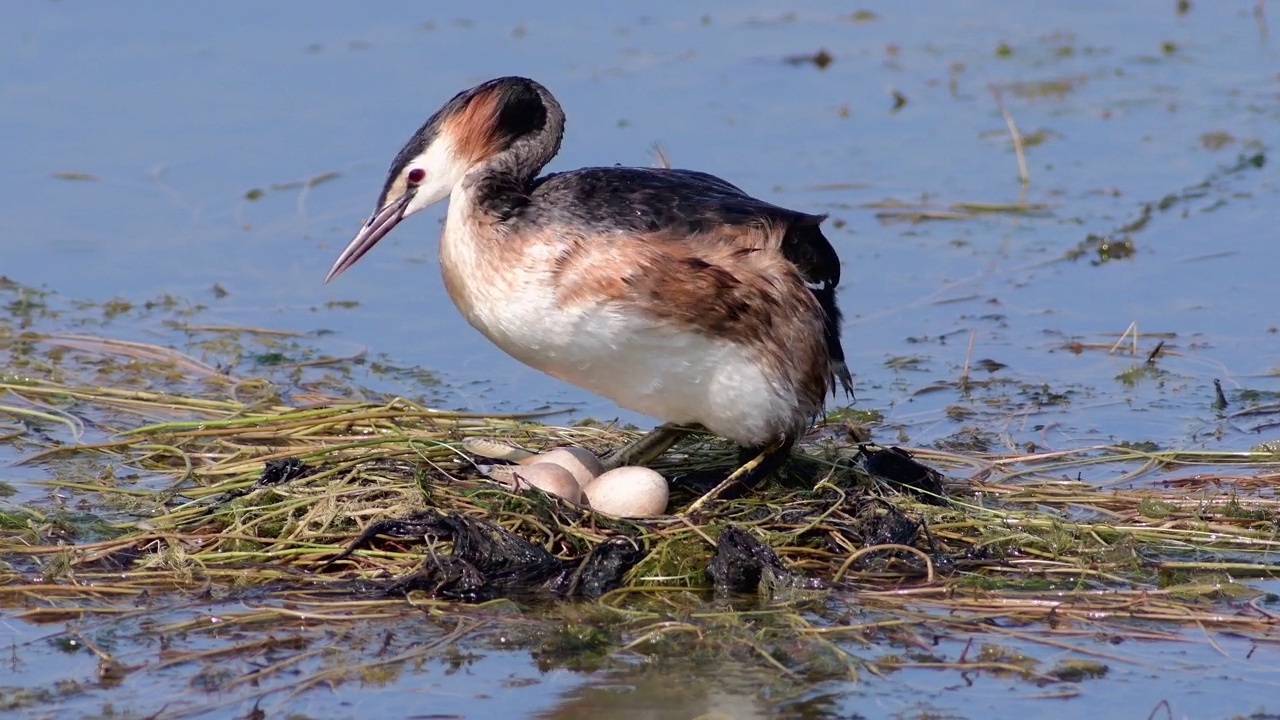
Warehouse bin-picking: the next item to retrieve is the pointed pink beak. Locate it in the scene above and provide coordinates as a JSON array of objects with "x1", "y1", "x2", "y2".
[{"x1": 324, "y1": 192, "x2": 413, "y2": 283}]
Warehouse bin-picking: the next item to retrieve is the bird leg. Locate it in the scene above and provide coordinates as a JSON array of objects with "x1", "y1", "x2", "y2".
[
  {"x1": 681, "y1": 434, "x2": 796, "y2": 515},
  {"x1": 601, "y1": 423, "x2": 692, "y2": 470}
]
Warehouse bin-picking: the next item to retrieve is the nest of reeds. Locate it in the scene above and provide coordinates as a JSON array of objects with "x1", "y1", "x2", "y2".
[
  {"x1": 4, "y1": 333, "x2": 1280, "y2": 652},
  {"x1": 4, "y1": 387, "x2": 928, "y2": 597},
  {"x1": 3, "y1": 377, "x2": 1278, "y2": 603}
]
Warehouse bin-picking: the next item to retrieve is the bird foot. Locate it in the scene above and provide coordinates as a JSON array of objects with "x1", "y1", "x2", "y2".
[{"x1": 601, "y1": 423, "x2": 693, "y2": 470}]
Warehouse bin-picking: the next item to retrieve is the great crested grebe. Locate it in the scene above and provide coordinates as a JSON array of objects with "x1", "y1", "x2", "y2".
[{"x1": 325, "y1": 76, "x2": 852, "y2": 499}]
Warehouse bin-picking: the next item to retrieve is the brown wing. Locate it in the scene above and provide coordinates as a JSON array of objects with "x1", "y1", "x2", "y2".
[{"x1": 523, "y1": 166, "x2": 852, "y2": 398}]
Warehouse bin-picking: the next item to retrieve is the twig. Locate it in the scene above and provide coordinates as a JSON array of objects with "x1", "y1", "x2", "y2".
[
  {"x1": 959, "y1": 328, "x2": 977, "y2": 390},
  {"x1": 989, "y1": 84, "x2": 1030, "y2": 185}
]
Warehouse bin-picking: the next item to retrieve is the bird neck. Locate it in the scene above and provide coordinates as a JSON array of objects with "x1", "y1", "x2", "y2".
[{"x1": 465, "y1": 89, "x2": 565, "y2": 219}]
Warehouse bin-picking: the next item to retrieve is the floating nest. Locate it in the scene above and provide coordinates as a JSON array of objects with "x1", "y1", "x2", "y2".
[
  {"x1": 3, "y1": 337, "x2": 1280, "y2": 690},
  {"x1": 4, "y1": 389, "x2": 949, "y2": 600},
  {"x1": 2, "y1": 381, "x2": 1278, "y2": 607}
]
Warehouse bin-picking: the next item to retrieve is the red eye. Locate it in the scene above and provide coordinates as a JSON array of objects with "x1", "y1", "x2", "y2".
[{"x1": 407, "y1": 168, "x2": 426, "y2": 185}]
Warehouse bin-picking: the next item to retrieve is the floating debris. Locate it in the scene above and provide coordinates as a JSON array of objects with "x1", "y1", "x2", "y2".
[
  {"x1": 784, "y1": 48, "x2": 834, "y2": 69},
  {"x1": 49, "y1": 171, "x2": 99, "y2": 182}
]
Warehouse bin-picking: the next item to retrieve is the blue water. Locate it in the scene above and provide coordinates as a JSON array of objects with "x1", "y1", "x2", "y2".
[
  {"x1": 4, "y1": 2, "x2": 1280, "y2": 718},
  {"x1": 6, "y1": 2, "x2": 1279, "y2": 445}
]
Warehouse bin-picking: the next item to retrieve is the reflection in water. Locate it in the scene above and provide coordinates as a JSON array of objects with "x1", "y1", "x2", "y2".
[{"x1": 536, "y1": 662, "x2": 795, "y2": 720}]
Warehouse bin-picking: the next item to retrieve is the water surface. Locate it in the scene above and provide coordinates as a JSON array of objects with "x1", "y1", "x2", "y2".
[{"x1": 4, "y1": 2, "x2": 1280, "y2": 718}]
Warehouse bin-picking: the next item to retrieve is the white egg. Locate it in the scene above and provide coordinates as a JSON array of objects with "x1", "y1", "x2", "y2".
[
  {"x1": 584, "y1": 467, "x2": 668, "y2": 518},
  {"x1": 520, "y1": 447, "x2": 603, "y2": 490},
  {"x1": 510, "y1": 463, "x2": 583, "y2": 504}
]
